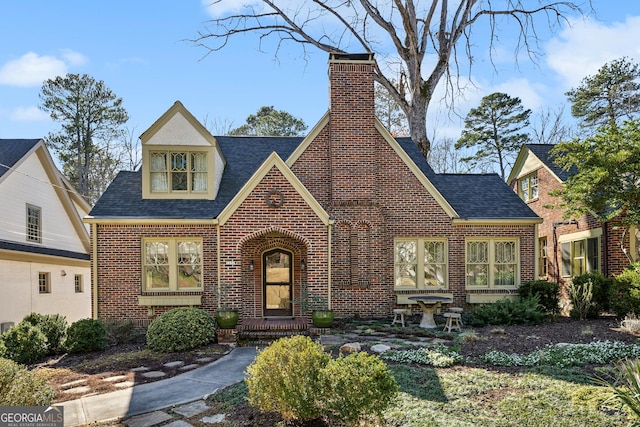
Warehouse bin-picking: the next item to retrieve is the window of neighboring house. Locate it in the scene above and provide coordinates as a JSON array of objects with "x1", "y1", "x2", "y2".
[
  {"x1": 631, "y1": 225, "x2": 640, "y2": 262},
  {"x1": 75, "y1": 274, "x2": 83, "y2": 293},
  {"x1": 539, "y1": 236, "x2": 548, "y2": 278},
  {"x1": 560, "y1": 236, "x2": 600, "y2": 277},
  {"x1": 394, "y1": 239, "x2": 448, "y2": 289},
  {"x1": 518, "y1": 172, "x2": 538, "y2": 202},
  {"x1": 26, "y1": 204, "x2": 41, "y2": 243},
  {"x1": 465, "y1": 239, "x2": 519, "y2": 288},
  {"x1": 143, "y1": 239, "x2": 203, "y2": 291},
  {"x1": 150, "y1": 151, "x2": 207, "y2": 194},
  {"x1": 38, "y1": 272, "x2": 50, "y2": 294}
]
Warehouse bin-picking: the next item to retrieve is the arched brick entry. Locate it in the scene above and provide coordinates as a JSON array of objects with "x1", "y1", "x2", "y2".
[{"x1": 240, "y1": 229, "x2": 308, "y2": 318}]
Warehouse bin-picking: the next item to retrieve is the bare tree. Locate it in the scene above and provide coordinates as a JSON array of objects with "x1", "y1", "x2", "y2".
[
  {"x1": 194, "y1": 1, "x2": 588, "y2": 158},
  {"x1": 202, "y1": 113, "x2": 236, "y2": 136},
  {"x1": 530, "y1": 106, "x2": 575, "y2": 145},
  {"x1": 119, "y1": 126, "x2": 142, "y2": 171}
]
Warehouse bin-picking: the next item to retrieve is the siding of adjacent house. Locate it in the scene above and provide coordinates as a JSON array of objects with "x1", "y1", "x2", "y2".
[{"x1": 0, "y1": 140, "x2": 91, "y2": 325}]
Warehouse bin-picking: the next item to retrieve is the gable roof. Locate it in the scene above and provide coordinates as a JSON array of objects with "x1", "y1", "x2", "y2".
[
  {"x1": 0, "y1": 139, "x2": 40, "y2": 180},
  {"x1": 90, "y1": 136, "x2": 303, "y2": 219},
  {"x1": 90, "y1": 133, "x2": 538, "y2": 222},
  {"x1": 525, "y1": 144, "x2": 576, "y2": 182}
]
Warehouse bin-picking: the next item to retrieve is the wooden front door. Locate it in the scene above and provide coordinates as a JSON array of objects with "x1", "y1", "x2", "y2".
[{"x1": 263, "y1": 249, "x2": 293, "y2": 317}]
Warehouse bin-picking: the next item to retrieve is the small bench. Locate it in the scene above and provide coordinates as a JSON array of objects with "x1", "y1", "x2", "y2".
[{"x1": 392, "y1": 308, "x2": 410, "y2": 328}]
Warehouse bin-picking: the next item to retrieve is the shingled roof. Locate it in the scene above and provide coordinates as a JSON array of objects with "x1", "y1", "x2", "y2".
[
  {"x1": 526, "y1": 143, "x2": 576, "y2": 182},
  {"x1": 90, "y1": 135, "x2": 538, "y2": 221},
  {"x1": 0, "y1": 139, "x2": 40, "y2": 179}
]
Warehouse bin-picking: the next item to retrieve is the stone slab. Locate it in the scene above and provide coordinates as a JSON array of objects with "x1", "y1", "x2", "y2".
[
  {"x1": 179, "y1": 364, "x2": 199, "y2": 371},
  {"x1": 164, "y1": 361, "x2": 185, "y2": 369},
  {"x1": 173, "y1": 400, "x2": 210, "y2": 417},
  {"x1": 125, "y1": 411, "x2": 173, "y2": 427},
  {"x1": 130, "y1": 366, "x2": 149, "y2": 372},
  {"x1": 62, "y1": 385, "x2": 91, "y2": 394},
  {"x1": 141, "y1": 371, "x2": 167, "y2": 379},
  {"x1": 102, "y1": 374, "x2": 128, "y2": 382},
  {"x1": 60, "y1": 379, "x2": 87, "y2": 388},
  {"x1": 195, "y1": 357, "x2": 214, "y2": 363},
  {"x1": 201, "y1": 414, "x2": 226, "y2": 424},
  {"x1": 113, "y1": 381, "x2": 135, "y2": 388},
  {"x1": 164, "y1": 421, "x2": 193, "y2": 427}
]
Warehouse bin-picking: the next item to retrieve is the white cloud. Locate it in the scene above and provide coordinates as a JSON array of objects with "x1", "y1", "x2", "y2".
[
  {"x1": 10, "y1": 106, "x2": 50, "y2": 122},
  {"x1": 61, "y1": 49, "x2": 88, "y2": 66},
  {"x1": 0, "y1": 50, "x2": 87, "y2": 87},
  {"x1": 202, "y1": 0, "x2": 263, "y2": 18},
  {"x1": 490, "y1": 78, "x2": 544, "y2": 111},
  {"x1": 546, "y1": 15, "x2": 640, "y2": 88}
]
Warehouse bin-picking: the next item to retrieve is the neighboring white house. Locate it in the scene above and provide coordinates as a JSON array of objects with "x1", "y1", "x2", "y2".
[{"x1": 0, "y1": 139, "x2": 91, "y2": 329}]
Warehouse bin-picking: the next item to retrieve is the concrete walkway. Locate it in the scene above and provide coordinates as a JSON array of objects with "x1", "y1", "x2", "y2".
[{"x1": 60, "y1": 347, "x2": 257, "y2": 427}]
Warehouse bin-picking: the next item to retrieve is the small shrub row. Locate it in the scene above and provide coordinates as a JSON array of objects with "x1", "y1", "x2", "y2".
[
  {"x1": 246, "y1": 335, "x2": 398, "y2": 426},
  {"x1": 0, "y1": 314, "x2": 110, "y2": 364},
  {"x1": 466, "y1": 295, "x2": 547, "y2": 327},
  {"x1": 518, "y1": 280, "x2": 560, "y2": 314}
]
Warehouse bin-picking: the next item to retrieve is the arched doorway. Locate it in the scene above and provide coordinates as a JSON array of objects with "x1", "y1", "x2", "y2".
[{"x1": 263, "y1": 249, "x2": 293, "y2": 317}]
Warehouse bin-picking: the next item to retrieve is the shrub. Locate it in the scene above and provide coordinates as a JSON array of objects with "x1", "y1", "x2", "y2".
[
  {"x1": 66, "y1": 318, "x2": 107, "y2": 353},
  {"x1": 466, "y1": 296, "x2": 547, "y2": 327},
  {"x1": 518, "y1": 280, "x2": 560, "y2": 314},
  {"x1": 321, "y1": 351, "x2": 398, "y2": 426},
  {"x1": 104, "y1": 318, "x2": 144, "y2": 345},
  {"x1": 0, "y1": 358, "x2": 54, "y2": 406},
  {"x1": 2, "y1": 322, "x2": 48, "y2": 364},
  {"x1": 610, "y1": 263, "x2": 640, "y2": 318},
  {"x1": 23, "y1": 312, "x2": 67, "y2": 354},
  {"x1": 570, "y1": 272, "x2": 612, "y2": 318},
  {"x1": 597, "y1": 358, "x2": 640, "y2": 424},
  {"x1": 146, "y1": 308, "x2": 217, "y2": 352},
  {"x1": 246, "y1": 335, "x2": 330, "y2": 423}
]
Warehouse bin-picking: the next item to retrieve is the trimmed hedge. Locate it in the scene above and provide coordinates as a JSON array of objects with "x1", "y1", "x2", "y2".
[
  {"x1": 146, "y1": 308, "x2": 217, "y2": 352},
  {"x1": 0, "y1": 358, "x2": 54, "y2": 405},
  {"x1": 1, "y1": 322, "x2": 48, "y2": 364},
  {"x1": 23, "y1": 313, "x2": 67, "y2": 354},
  {"x1": 65, "y1": 318, "x2": 107, "y2": 353}
]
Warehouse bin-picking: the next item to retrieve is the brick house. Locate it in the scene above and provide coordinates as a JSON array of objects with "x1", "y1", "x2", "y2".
[
  {"x1": 86, "y1": 53, "x2": 541, "y2": 327},
  {"x1": 508, "y1": 144, "x2": 637, "y2": 296}
]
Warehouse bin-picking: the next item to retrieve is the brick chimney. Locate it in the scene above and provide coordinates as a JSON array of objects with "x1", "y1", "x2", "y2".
[{"x1": 328, "y1": 52, "x2": 377, "y2": 205}]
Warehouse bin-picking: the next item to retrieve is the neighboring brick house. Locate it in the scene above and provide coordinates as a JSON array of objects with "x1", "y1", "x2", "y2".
[
  {"x1": 0, "y1": 139, "x2": 91, "y2": 328},
  {"x1": 86, "y1": 53, "x2": 541, "y2": 326},
  {"x1": 508, "y1": 144, "x2": 637, "y2": 294}
]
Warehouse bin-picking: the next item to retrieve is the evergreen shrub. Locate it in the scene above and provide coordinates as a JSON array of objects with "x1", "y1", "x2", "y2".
[
  {"x1": 65, "y1": 318, "x2": 107, "y2": 353},
  {"x1": 2, "y1": 322, "x2": 48, "y2": 364},
  {"x1": 0, "y1": 358, "x2": 54, "y2": 406},
  {"x1": 146, "y1": 307, "x2": 216, "y2": 352},
  {"x1": 518, "y1": 280, "x2": 560, "y2": 314},
  {"x1": 23, "y1": 312, "x2": 67, "y2": 354}
]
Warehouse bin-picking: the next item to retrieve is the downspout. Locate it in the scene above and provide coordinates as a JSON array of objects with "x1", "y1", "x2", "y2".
[
  {"x1": 534, "y1": 223, "x2": 539, "y2": 280},
  {"x1": 91, "y1": 223, "x2": 98, "y2": 319},
  {"x1": 327, "y1": 221, "x2": 333, "y2": 310},
  {"x1": 217, "y1": 224, "x2": 221, "y2": 309}
]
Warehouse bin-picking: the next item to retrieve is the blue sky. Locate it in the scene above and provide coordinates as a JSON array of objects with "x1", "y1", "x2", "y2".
[{"x1": 2, "y1": 1, "x2": 640, "y2": 144}]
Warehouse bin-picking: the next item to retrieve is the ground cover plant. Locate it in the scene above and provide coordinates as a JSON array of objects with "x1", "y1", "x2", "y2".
[{"x1": 23, "y1": 315, "x2": 640, "y2": 426}]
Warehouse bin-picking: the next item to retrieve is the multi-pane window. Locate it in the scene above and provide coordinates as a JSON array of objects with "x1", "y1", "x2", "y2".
[
  {"x1": 143, "y1": 239, "x2": 203, "y2": 291},
  {"x1": 561, "y1": 237, "x2": 599, "y2": 277},
  {"x1": 519, "y1": 172, "x2": 538, "y2": 202},
  {"x1": 150, "y1": 151, "x2": 207, "y2": 193},
  {"x1": 26, "y1": 204, "x2": 41, "y2": 243},
  {"x1": 538, "y1": 237, "x2": 548, "y2": 278},
  {"x1": 38, "y1": 272, "x2": 50, "y2": 294},
  {"x1": 75, "y1": 274, "x2": 83, "y2": 293},
  {"x1": 466, "y1": 239, "x2": 519, "y2": 288},
  {"x1": 395, "y1": 239, "x2": 448, "y2": 289}
]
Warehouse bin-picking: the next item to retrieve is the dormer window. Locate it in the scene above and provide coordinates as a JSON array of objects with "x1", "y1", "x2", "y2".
[
  {"x1": 150, "y1": 151, "x2": 208, "y2": 193},
  {"x1": 518, "y1": 172, "x2": 538, "y2": 202}
]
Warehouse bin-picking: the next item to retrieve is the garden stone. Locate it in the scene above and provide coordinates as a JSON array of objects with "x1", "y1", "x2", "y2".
[
  {"x1": 173, "y1": 400, "x2": 210, "y2": 417},
  {"x1": 141, "y1": 371, "x2": 167, "y2": 379},
  {"x1": 124, "y1": 411, "x2": 173, "y2": 427},
  {"x1": 340, "y1": 342, "x2": 361, "y2": 353},
  {"x1": 164, "y1": 361, "x2": 185, "y2": 369},
  {"x1": 371, "y1": 344, "x2": 391, "y2": 354}
]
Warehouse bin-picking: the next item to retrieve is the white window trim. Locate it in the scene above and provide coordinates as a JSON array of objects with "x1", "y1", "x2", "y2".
[
  {"x1": 630, "y1": 225, "x2": 640, "y2": 262},
  {"x1": 538, "y1": 236, "x2": 548, "y2": 279},
  {"x1": 465, "y1": 238, "x2": 520, "y2": 290},
  {"x1": 74, "y1": 274, "x2": 83, "y2": 293},
  {"x1": 142, "y1": 238, "x2": 203, "y2": 292},
  {"x1": 394, "y1": 238, "x2": 449, "y2": 290},
  {"x1": 26, "y1": 204, "x2": 42, "y2": 243}
]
